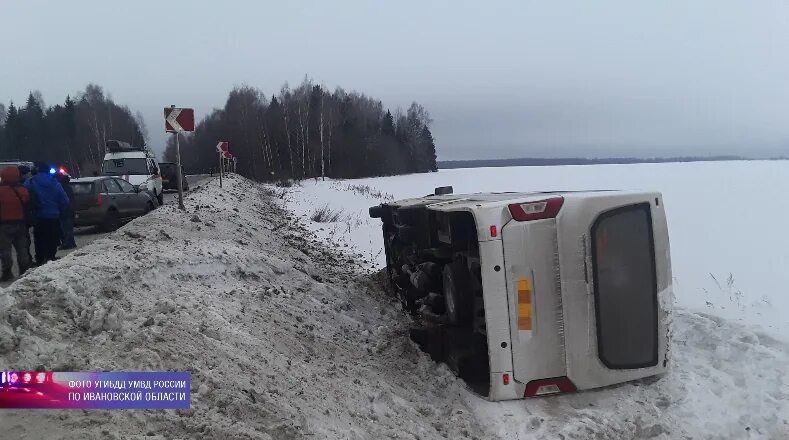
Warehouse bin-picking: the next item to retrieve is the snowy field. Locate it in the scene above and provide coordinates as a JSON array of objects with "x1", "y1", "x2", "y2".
[
  {"x1": 282, "y1": 160, "x2": 789, "y2": 340},
  {"x1": 0, "y1": 172, "x2": 786, "y2": 439}
]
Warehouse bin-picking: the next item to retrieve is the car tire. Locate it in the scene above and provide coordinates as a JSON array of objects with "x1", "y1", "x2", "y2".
[
  {"x1": 102, "y1": 209, "x2": 119, "y2": 232},
  {"x1": 443, "y1": 261, "x2": 474, "y2": 326},
  {"x1": 145, "y1": 201, "x2": 154, "y2": 214},
  {"x1": 157, "y1": 191, "x2": 164, "y2": 206}
]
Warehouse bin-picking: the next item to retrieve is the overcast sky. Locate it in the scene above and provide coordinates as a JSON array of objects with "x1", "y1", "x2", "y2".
[{"x1": 2, "y1": 0, "x2": 789, "y2": 160}]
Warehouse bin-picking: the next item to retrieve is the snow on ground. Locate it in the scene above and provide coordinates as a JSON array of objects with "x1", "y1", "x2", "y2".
[
  {"x1": 0, "y1": 172, "x2": 786, "y2": 439},
  {"x1": 282, "y1": 161, "x2": 789, "y2": 339},
  {"x1": 276, "y1": 161, "x2": 789, "y2": 438}
]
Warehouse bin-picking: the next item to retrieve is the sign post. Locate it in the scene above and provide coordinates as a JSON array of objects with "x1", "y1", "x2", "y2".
[
  {"x1": 216, "y1": 142, "x2": 229, "y2": 188},
  {"x1": 175, "y1": 131, "x2": 183, "y2": 208},
  {"x1": 164, "y1": 106, "x2": 195, "y2": 210}
]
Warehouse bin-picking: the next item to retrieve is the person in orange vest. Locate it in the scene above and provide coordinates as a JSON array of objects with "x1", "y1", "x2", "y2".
[{"x1": 0, "y1": 166, "x2": 32, "y2": 280}]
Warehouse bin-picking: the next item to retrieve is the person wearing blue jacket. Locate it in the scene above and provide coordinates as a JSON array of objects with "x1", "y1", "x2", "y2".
[{"x1": 24, "y1": 163, "x2": 70, "y2": 265}]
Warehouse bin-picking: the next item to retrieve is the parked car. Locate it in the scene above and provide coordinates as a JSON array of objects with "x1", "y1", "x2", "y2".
[
  {"x1": 101, "y1": 140, "x2": 164, "y2": 205},
  {"x1": 370, "y1": 187, "x2": 672, "y2": 401},
  {"x1": 0, "y1": 160, "x2": 35, "y2": 182},
  {"x1": 159, "y1": 162, "x2": 189, "y2": 191},
  {"x1": 70, "y1": 176, "x2": 158, "y2": 231}
]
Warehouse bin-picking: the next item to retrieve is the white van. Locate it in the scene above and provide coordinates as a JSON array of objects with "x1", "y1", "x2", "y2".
[
  {"x1": 369, "y1": 188, "x2": 672, "y2": 401},
  {"x1": 101, "y1": 140, "x2": 164, "y2": 205}
]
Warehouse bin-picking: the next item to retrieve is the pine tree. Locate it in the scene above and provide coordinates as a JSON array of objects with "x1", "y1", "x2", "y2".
[
  {"x1": 0, "y1": 103, "x2": 6, "y2": 158},
  {"x1": 64, "y1": 96, "x2": 76, "y2": 141},
  {"x1": 63, "y1": 95, "x2": 78, "y2": 169},
  {"x1": 25, "y1": 92, "x2": 44, "y2": 119},
  {"x1": 420, "y1": 125, "x2": 438, "y2": 172},
  {"x1": 381, "y1": 110, "x2": 395, "y2": 136},
  {"x1": 409, "y1": 124, "x2": 438, "y2": 172},
  {"x1": 5, "y1": 102, "x2": 17, "y2": 126},
  {"x1": 4, "y1": 102, "x2": 20, "y2": 158},
  {"x1": 23, "y1": 92, "x2": 46, "y2": 159}
]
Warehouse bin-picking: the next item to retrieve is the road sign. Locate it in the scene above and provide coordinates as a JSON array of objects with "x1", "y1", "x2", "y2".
[
  {"x1": 222, "y1": 151, "x2": 233, "y2": 159},
  {"x1": 164, "y1": 107, "x2": 195, "y2": 133},
  {"x1": 216, "y1": 141, "x2": 229, "y2": 153},
  {"x1": 165, "y1": 106, "x2": 193, "y2": 211}
]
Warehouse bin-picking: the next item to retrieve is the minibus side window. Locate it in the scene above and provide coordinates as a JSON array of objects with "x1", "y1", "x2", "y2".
[{"x1": 591, "y1": 203, "x2": 658, "y2": 369}]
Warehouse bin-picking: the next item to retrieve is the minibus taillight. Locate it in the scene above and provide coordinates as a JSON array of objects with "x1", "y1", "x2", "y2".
[
  {"x1": 508, "y1": 197, "x2": 564, "y2": 221},
  {"x1": 524, "y1": 376, "x2": 577, "y2": 397}
]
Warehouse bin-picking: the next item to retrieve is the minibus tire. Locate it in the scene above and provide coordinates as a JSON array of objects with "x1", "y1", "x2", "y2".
[{"x1": 443, "y1": 261, "x2": 474, "y2": 326}]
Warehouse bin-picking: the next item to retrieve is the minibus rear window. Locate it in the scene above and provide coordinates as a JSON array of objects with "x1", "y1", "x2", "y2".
[
  {"x1": 102, "y1": 158, "x2": 149, "y2": 175},
  {"x1": 591, "y1": 203, "x2": 658, "y2": 369}
]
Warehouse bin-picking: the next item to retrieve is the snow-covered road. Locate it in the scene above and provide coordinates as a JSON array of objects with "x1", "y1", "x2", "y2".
[{"x1": 0, "y1": 174, "x2": 786, "y2": 439}]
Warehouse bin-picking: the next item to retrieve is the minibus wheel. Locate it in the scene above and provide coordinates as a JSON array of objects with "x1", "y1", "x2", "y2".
[{"x1": 443, "y1": 261, "x2": 473, "y2": 326}]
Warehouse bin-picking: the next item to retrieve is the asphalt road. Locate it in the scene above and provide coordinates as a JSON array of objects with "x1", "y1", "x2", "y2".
[{"x1": 0, "y1": 174, "x2": 211, "y2": 288}]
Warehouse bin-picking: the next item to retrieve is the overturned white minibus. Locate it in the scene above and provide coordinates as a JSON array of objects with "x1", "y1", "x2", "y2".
[{"x1": 369, "y1": 189, "x2": 672, "y2": 401}]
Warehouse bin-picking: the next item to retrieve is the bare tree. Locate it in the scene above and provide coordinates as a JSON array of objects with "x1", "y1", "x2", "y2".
[
  {"x1": 295, "y1": 77, "x2": 312, "y2": 178},
  {"x1": 31, "y1": 90, "x2": 46, "y2": 109},
  {"x1": 319, "y1": 89, "x2": 325, "y2": 180},
  {"x1": 280, "y1": 85, "x2": 295, "y2": 177},
  {"x1": 134, "y1": 111, "x2": 149, "y2": 145}
]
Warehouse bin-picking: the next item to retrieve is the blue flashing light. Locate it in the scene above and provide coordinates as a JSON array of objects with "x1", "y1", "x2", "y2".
[{"x1": 49, "y1": 167, "x2": 57, "y2": 175}]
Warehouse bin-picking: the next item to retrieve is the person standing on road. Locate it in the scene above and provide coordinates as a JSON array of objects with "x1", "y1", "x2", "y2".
[
  {"x1": 0, "y1": 166, "x2": 32, "y2": 280},
  {"x1": 56, "y1": 172, "x2": 77, "y2": 250},
  {"x1": 25, "y1": 163, "x2": 69, "y2": 265}
]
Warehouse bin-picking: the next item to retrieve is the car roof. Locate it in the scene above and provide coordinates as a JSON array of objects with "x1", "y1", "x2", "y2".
[
  {"x1": 104, "y1": 152, "x2": 154, "y2": 159},
  {"x1": 70, "y1": 176, "x2": 112, "y2": 183}
]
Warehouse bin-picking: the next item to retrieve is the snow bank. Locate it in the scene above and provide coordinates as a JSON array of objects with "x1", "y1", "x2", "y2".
[
  {"x1": 0, "y1": 176, "x2": 485, "y2": 439},
  {"x1": 0, "y1": 173, "x2": 786, "y2": 439},
  {"x1": 282, "y1": 162, "x2": 789, "y2": 338}
]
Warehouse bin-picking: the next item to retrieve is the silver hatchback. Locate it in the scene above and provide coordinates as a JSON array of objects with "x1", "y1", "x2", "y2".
[{"x1": 70, "y1": 176, "x2": 158, "y2": 231}]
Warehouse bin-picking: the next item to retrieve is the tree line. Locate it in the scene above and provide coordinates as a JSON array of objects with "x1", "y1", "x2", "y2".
[
  {"x1": 0, "y1": 84, "x2": 147, "y2": 176},
  {"x1": 165, "y1": 78, "x2": 437, "y2": 180},
  {"x1": 438, "y1": 155, "x2": 752, "y2": 169}
]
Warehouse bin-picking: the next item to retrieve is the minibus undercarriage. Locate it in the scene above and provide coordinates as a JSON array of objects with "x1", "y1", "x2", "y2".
[{"x1": 370, "y1": 203, "x2": 491, "y2": 395}]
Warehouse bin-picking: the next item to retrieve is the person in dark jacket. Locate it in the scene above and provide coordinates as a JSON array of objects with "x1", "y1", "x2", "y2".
[
  {"x1": 0, "y1": 166, "x2": 32, "y2": 280},
  {"x1": 24, "y1": 163, "x2": 69, "y2": 265},
  {"x1": 56, "y1": 173, "x2": 76, "y2": 249},
  {"x1": 17, "y1": 165, "x2": 31, "y2": 183}
]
